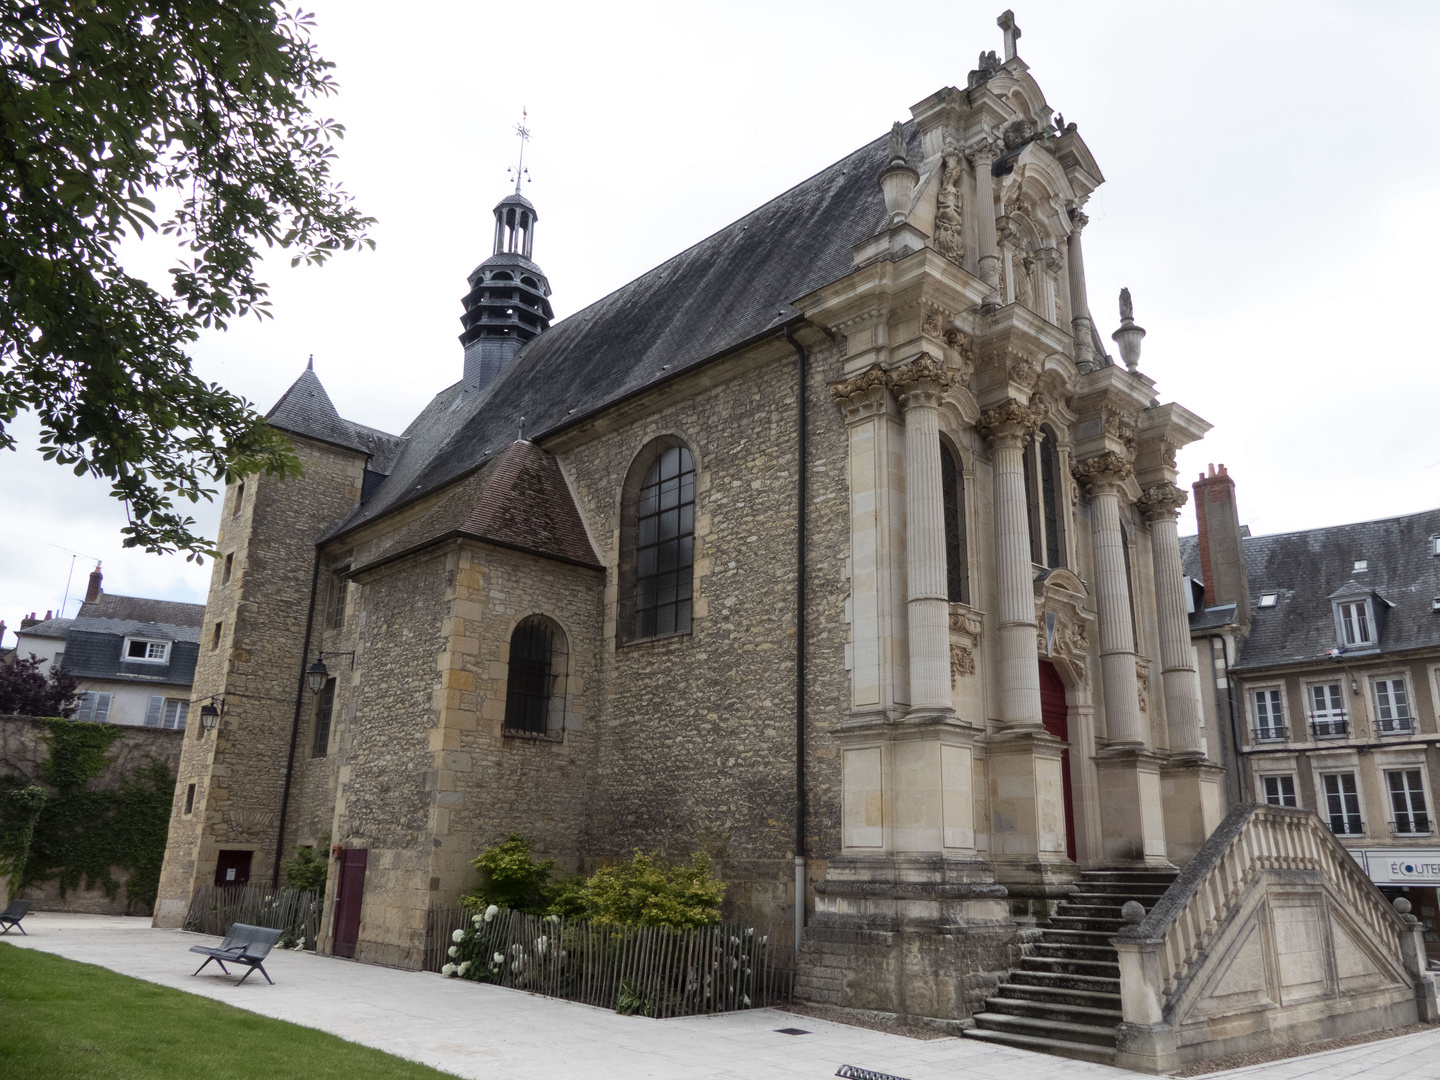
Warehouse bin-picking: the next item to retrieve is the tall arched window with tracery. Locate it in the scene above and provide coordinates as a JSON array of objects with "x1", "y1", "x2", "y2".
[
  {"x1": 619, "y1": 439, "x2": 696, "y2": 642},
  {"x1": 504, "y1": 615, "x2": 568, "y2": 736},
  {"x1": 940, "y1": 439, "x2": 969, "y2": 604},
  {"x1": 1024, "y1": 425, "x2": 1066, "y2": 569}
]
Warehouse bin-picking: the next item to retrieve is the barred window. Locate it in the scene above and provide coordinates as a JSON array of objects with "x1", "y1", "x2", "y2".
[
  {"x1": 312, "y1": 678, "x2": 335, "y2": 757},
  {"x1": 504, "y1": 616, "x2": 567, "y2": 736},
  {"x1": 940, "y1": 441, "x2": 969, "y2": 604},
  {"x1": 624, "y1": 443, "x2": 695, "y2": 641}
]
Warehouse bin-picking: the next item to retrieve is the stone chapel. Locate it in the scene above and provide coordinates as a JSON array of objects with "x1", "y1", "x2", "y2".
[{"x1": 154, "y1": 14, "x2": 1434, "y2": 1068}]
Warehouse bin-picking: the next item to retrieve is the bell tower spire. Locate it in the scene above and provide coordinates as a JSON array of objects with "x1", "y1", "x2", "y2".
[{"x1": 459, "y1": 109, "x2": 554, "y2": 392}]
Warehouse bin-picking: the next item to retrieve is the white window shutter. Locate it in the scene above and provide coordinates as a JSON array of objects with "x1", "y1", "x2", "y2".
[
  {"x1": 93, "y1": 693, "x2": 111, "y2": 723},
  {"x1": 75, "y1": 693, "x2": 94, "y2": 723},
  {"x1": 145, "y1": 695, "x2": 163, "y2": 726}
]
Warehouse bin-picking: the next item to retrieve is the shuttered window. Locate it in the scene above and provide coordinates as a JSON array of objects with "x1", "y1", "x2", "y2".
[{"x1": 75, "y1": 691, "x2": 112, "y2": 724}]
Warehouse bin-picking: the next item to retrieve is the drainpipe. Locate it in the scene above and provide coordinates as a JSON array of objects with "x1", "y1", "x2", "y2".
[
  {"x1": 1202, "y1": 633, "x2": 1245, "y2": 805},
  {"x1": 783, "y1": 323, "x2": 808, "y2": 964},
  {"x1": 272, "y1": 548, "x2": 323, "y2": 887}
]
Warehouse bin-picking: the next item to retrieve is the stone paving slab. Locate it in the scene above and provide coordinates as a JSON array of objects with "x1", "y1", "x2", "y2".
[{"x1": 5, "y1": 913, "x2": 1439, "y2": 1079}]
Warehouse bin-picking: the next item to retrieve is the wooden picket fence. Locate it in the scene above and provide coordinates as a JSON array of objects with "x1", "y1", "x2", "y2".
[
  {"x1": 184, "y1": 884, "x2": 320, "y2": 950},
  {"x1": 426, "y1": 904, "x2": 786, "y2": 1017}
]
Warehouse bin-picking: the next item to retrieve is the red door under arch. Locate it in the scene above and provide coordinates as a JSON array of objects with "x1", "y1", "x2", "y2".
[{"x1": 1039, "y1": 661, "x2": 1077, "y2": 862}]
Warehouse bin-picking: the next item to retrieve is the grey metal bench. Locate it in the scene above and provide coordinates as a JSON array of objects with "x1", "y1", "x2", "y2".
[
  {"x1": 189, "y1": 923, "x2": 283, "y2": 985},
  {"x1": 0, "y1": 899, "x2": 31, "y2": 934}
]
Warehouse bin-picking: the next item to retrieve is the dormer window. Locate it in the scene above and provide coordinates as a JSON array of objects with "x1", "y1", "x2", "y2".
[
  {"x1": 1336, "y1": 600, "x2": 1374, "y2": 648},
  {"x1": 1258, "y1": 592, "x2": 1278, "y2": 608},
  {"x1": 1353, "y1": 560, "x2": 1368, "y2": 573},
  {"x1": 124, "y1": 638, "x2": 170, "y2": 663}
]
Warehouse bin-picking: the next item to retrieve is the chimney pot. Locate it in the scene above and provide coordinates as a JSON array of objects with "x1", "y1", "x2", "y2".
[{"x1": 85, "y1": 563, "x2": 103, "y2": 603}]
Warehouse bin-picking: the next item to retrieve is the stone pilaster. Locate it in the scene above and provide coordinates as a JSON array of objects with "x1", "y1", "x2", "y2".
[
  {"x1": 1137, "y1": 482, "x2": 1202, "y2": 757},
  {"x1": 977, "y1": 399, "x2": 1043, "y2": 732},
  {"x1": 967, "y1": 139, "x2": 1002, "y2": 310},
  {"x1": 889, "y1": 354, "x2": 954, "y2": 714}
]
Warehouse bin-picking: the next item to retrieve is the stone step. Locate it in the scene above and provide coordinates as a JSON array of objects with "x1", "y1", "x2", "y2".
[
  {"x1": 1077, "y1": 870, "x2": 1178, "y2": 883},
  {"x1": 1019, "y1": 954, "x2": 1121, "y2": 978},
  {"x1": 994, "y1": 980, "x2": 1122, "y2": 1011},
  {"x1": 961, "y1": 1027, "x2": 1118, "y2": 1066},
  {"x1": 1032, "y1": 941, "x2": 1118, "y2": 962},
  {"x1": 970, "y1": 1011, "x2": 1119, "y2": 1048},
  {"x1": 1009, "y1": 968, "x2": 1121, "y2": 995},
  {"x1": 1048, "y1": 916, "x2": 1123, "y2": 934},
  {"x1": 1070, "y1": 881, "x2": 1170, "y2": 897},
  {"x1": 984, "y1": 995, "x2": 1124, "y2": 1027}
]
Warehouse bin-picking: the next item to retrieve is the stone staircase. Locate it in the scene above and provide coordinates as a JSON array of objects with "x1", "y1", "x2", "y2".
[{"x1": 962, "y1": 869, "x2": 1178, "y2": 1064}]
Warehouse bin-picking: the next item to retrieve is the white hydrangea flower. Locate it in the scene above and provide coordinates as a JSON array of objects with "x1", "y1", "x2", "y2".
[
  {"x1": 452, "y1": 929, "x2": 465, "y2": 943},
  {"x1": 484, "y1": 904, "x2": 499, "y2": 922},
  {"x1": 458, "y1": 961, "x2": 471, "y2": 975},
  {"x1": 448, "y1": 945, "x2": 459, "y2": 958},
  {"x1": 441, "y1": 963, "x2": 457, "y2": 977},
  {"x1": 535, "y1": 935, "x2": 548, "y2": 956},
  {"x1": 472, "y1": 915, "x2": 483, "y2": 927},
  {"x1": 493, "y1": 952, "x2": 505, "y2": 964}
]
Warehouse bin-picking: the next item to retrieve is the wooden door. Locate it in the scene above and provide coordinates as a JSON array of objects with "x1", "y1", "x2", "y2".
[
  {"x1": 1038, "y1": 662, "x2": 1077, "y2": 862},
  {"x1": 331, "y1": 848, "x2": 367, "y2": 959},
  {"x1": 213, "y1": 850, "x2": 252, "y2": 887}
]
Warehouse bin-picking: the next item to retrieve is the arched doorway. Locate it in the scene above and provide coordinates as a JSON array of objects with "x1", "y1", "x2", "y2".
[{"x1": 1039, "y1": 661, "x2": 1076, "y2": 861}]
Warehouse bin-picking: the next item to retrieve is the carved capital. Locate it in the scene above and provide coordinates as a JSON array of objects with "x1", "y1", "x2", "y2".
[
  {"x1": 1137, "y1": 481, "x2": 1188, "y2": 522},
  {"x1": 828, "y1": 364, "x2": 890, "y2": 420},
  {"x1": 887, "y1": 353, "x2": 953, "y2": 410},
  {"x1": 1070, "y1": 450, "x2": 1134, "y2": 494},
  {"x1": 965, "y1": 137, "x2": 1000, "y2": 168},
  {"x1": 1068, "y1": 208, "x2": 1089, "y2": 232},
  {"x1": 977, "y1": 398, "x2": 1042, "y2": 447}
]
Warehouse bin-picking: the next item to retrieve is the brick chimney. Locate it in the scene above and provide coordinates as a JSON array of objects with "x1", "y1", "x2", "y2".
[
  {"x1": 1193, "y1": 464, "x2": 1251, "y2": 630},
  {"x1": 85, "y1": 563, "x2": 103, "y2": 603},
  {"x1": 19, "y1": 612, "x2": 38, "y2": 630}
]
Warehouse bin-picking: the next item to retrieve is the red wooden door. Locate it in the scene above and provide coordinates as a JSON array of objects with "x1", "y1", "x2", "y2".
[
  {"x1": 213, "y1": 850, "x2": 252, "y2": 887},
  {"x1": 331, "y1": 848, "x2": 367, "y2": 959},
  {"x1": 1039, "y1": 662, "x2": 1077, "y2": 862}
]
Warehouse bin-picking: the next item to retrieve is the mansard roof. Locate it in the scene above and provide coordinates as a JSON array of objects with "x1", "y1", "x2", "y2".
[
  {"x1": 267, "y1": 365, "x2": 406, "y2": 474},
  {"x1": 1180, "y1": 508, "x2": 1440, "y2": 671},
  {"x1": 458, "y1": 440, "x2": 601, "y2": 569},
  {"x1": 329, "y1": 122, "x2": 919, "y2": 540}
]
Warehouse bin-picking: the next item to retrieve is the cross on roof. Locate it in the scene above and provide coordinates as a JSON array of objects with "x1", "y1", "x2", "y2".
[
  {"x1": 998, "y1": 10, "x2": 1021, "y2": 61},
  {"x1": 508, "y1": 108, "x2": 532, "y2": 194}
]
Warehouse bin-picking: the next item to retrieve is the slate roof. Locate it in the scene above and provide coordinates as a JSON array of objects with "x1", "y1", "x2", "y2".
[
  {"x1": 324, "y1": 122, "x2": 917, "y2": 541},
  {"x1": 458, "y1": 441, "x2": 601, "y2": 568},
  {"x1": 62, "y1": 631, "x2": 200, "y2": 688},
  {"x1": 266, "y1": 365, "x2": 406, "y2": 474},
  {"x1": 1180, "y1": 508, "x2": 1440, "y2": 671},
  {"x1": 72, "y1": 593, "x2": 204, "y2": 639},
  {"x1": 14, "y1": 616, "x2": 73, "y2": 640}
]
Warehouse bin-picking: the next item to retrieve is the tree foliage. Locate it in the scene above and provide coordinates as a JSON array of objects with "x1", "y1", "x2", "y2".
[
  {"x1": 0, "y1": 1, "x2": 374, "y2": 558},
  {"x1": 0, "y1": 653, "x2": 80, "y2": 717},
  {"x1": 280, "y1": 829, "x2": 329, "y2": 894}
]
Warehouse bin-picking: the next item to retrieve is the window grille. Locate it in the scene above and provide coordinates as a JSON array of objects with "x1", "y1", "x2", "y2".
[
  {"x1": 1387, "y1": 769, "x2": 1431, "y2": 835},
  {"x1": 633, "y1": 446, "x2": 695, "y2": 640},
  {"x1": 1263, "y1": 775, "x2": 1298, "y2": 807},
  {"x1": 1323, "y1": 773, "x2": 1363, "y2": 835},
  {"x1": 1252, "y1": 689, "x2": 1285, "y2": 741},
  {"x1": 940, "y1": 442, "x2": 969, "y2": 604},
  {"x1": 1374, "y1": 678, "x2": 1413, "y2": 734},
  {"x1": 1308, "y1": 682, "x2": 1348, "y2": 738},
  {"x1": 311, "y1": 678, "x2": 335, "y2": 757},
  {"x1": 505, "y1": 616, "x2": 555, "y2": 735}
]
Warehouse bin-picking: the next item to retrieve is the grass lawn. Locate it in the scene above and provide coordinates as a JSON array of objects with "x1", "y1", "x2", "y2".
[{"x1": 0, "y1": 943, "x2": 461, "y2": 1079}]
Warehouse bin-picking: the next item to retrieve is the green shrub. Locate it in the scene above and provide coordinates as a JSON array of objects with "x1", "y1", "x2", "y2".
[
  {"x1": 280, "y1": 831, "x2": 330, "y2": 894},
  {"x1": 585, "y1": 850, "x2": 724, "y2": 929},
  {"x1": 466, "y1": 834, "x2": 555, "y2": 914}
]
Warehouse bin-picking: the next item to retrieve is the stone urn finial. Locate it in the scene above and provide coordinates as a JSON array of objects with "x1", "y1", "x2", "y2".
[
  {"x1": 1112, "y1": 287, "x2": 1146, "y2": 373},
  {"x1": 1121, "y1": 900, "x2": 1146, "y2": 925},
  {"x1": 877, "y1": 121, "x2": 918, "y2": 228}
]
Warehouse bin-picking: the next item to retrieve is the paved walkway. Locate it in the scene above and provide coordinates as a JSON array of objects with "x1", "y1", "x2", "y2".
[{"x1": 4, "y1": 913, "x2": 1438, "y2": 1079}]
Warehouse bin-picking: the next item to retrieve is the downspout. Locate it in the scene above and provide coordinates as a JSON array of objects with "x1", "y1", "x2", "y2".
[
  {"x1": 783, "y1": 323, "x2": 808, "y2": 965},
  {"x1": 1202, "y1": 633, "x2": 1245, "y2": 806},
  {"x1": 272, "y1": 548, "x2": 323, "y2": 887}
]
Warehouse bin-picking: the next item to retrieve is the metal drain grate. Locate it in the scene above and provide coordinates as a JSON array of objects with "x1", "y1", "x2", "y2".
[{"x1": 835, "y1": 1066, "x2": 911, "y2": 1080}]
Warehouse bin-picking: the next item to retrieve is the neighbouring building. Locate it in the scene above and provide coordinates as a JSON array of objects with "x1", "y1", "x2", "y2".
[
  {"x1": 152, "y1": 13, "x2": 1435, "y2": 1069},
  {"x1": 11, "y1": 611, "x2": 74, "y2": 673},
  {"x1": 1184, "y1": 471, "x2": 1440, "y2": 968}
]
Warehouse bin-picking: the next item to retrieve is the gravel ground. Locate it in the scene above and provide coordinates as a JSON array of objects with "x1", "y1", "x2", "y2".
[
  {"x1": 779, "y1": 1002, "x2": 955, "y2": 1041},
  {"x1": 1173, "y1": 1023, "x2": 1437, "y2": 1077}
]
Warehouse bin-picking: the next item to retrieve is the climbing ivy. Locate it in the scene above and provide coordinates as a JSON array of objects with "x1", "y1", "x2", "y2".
[
  {"x1": 0, "y1": 778, "x2": 47, "y2": 894},
  {"x1": 3, "y1": 719, "x2": 176, "y2": 912}
]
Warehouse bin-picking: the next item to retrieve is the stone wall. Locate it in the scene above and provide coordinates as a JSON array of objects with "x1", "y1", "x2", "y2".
[
  {"x1": 1, "y1": 713, "x2": 183, "y2": 913},
  {"x1": 153, "y1": 433, "x2": 367, "y2": 927}
]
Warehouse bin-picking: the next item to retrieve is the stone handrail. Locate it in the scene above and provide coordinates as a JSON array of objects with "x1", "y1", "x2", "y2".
[{"x1": 1117, "y1": 803, "x2": 1407, "y2": 1007}]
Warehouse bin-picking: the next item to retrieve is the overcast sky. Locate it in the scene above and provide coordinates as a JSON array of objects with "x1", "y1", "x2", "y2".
[{"x1": 4, "y1": 1, "x2": 1438, "y2": 645}]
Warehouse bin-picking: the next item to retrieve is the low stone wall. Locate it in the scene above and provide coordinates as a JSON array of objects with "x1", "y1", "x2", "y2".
[{"x1": 0, "y1": 713, "x2": 183, "y2": 914}]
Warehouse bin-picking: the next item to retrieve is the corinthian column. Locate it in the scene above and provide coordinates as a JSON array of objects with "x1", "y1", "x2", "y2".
[
  {"x1": 890, "y1": 355, "x2": 954, "y2": 713},
  {"x1": 978, "y1": 399, "x2": 1043, "y2": 729},
  {"x1": 967, "y1": 140, "x2": 1001, "y2": 309},
  {"x1": 1138, "y1": 482, "x2": 1204, "y2": 758},
  {"x1": 1066, "y1": 210, "x2": 1095, "y2": 371},
  {"x1": 1072, "y1": 452, "x2": 1143, "y2": 747}
]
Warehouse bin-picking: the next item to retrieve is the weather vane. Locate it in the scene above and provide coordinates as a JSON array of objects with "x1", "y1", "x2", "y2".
[{"x1": 507, "y1": 107, "x2": 532, "y2": 194}]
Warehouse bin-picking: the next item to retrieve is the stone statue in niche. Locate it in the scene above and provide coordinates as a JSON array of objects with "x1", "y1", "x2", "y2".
[
  {"x1": 1012, "y1": 251, "x2": 1035, "y2": 309},
  {"x1": 933, "y1": 140, "x2": 965, "y2": 262}
]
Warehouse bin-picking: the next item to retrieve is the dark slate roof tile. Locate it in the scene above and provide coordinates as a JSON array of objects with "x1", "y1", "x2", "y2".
[
  {"x1": 74, "y1": 593, "x2": 204, "y2": 631},
  {"x1": 459, "y1": 441, "x2": 601, "y2": 568},
  {"x1": 61, "y1": 632, "x2": 199, "y2": 687},
  {"x1": 266, "y1": 366, "x2": 406, "y2": 474},
  {"x1": 14, "y1": 617, "x2": 73, "y2": 640}
]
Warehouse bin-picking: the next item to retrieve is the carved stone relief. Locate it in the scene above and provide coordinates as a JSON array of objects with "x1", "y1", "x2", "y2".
[
  {"x1": 1102, "y1": 407, "x2": 1139, "y2": 455},
  {"x1": 948, "y1": 608, "x2": 983, "y2": 683},
  {"x1": 934, "y1": 139, "x2": 965, "y2": 262},
  {"x1": 1136, "y1": 660, "x2": 1150, "y2": 713},
  {"x1": 828, "y1": 364, "x2": 889, "y2": 420}
]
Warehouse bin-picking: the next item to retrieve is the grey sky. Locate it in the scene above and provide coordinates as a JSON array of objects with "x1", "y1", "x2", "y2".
[{"x1": 3, "y1": 1, "x2": 1437, "y2": 644}]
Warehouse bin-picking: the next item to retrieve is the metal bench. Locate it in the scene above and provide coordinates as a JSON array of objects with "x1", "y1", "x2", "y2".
[
  {"x1": 188, "y1": 923, "x2": 284, "y2": 985},
  {"x1": 0, "y1": 899, "x2": 31, "y2": 935}
]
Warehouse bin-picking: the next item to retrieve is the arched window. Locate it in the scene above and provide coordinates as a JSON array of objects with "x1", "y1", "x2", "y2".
[
  {"x1": 620, "y1": 440, "x2": 696, "y2": 642},
  {"x1": 504, "y1": 615, "x2": 568, "y2": 736},
  {"x1": 940, "y1": 440, "x2": 969, "y2": 604},
  {"x1": 1024, "y1": 425, "x2": 1065, "y2": 569}
]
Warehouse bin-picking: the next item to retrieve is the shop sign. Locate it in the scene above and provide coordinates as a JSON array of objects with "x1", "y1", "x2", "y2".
[{"x1": 1362, "y1": 848, "x2": 1440, "y2": 885}]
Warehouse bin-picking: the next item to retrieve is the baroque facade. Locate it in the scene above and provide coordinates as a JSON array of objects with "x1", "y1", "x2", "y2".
[{"x1": 151, "y1": 18, "x2": 1433, "y2": 1059}]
